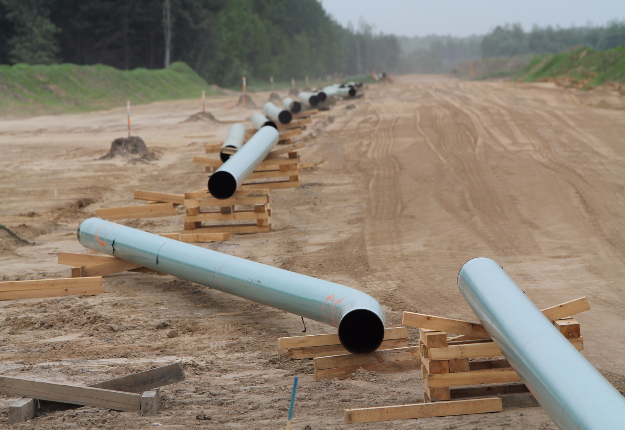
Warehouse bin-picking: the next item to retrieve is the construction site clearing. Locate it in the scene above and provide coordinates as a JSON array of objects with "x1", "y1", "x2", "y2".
[{"x1": 1, "y1": 75, "x2": 625, "y2": 429}]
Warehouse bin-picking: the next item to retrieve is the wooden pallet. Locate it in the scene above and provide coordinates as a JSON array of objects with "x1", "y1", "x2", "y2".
[
  {"x1": 278, "y1": 327, "x2": 409, "y2": 359},
  {"x1": 183, "y1": 189, "x2": 271, "y2": 235}
]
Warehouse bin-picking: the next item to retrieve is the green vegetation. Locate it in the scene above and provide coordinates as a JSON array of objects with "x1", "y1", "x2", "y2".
[
  {"x1": 451, "y1": 55, "x2": 535, "y2": 80},
  {"x1": 0, "y1": 61, "x2": 216, "y2": 116},
  {"x1": 516, "y1": 45, "x2": 625, "y2": 88}
]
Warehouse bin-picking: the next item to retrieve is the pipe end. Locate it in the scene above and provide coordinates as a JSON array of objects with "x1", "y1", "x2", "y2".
[
  {"x1": 278, "y1": 110, "x2": 292, "y2": 124},
  {"x1": 348, "y1": 88, "x2": 356, "y2": 97},
  {"x1": 208, "y1": 171, "x2": 237, "y2": 200},
  {"x1": 338, "y1": 309, "x2": 385, "y2": 354},
  {"x1": 317, "y1": 91, "x2": 327, "y2": 102},
  {"x1": 309, "y1": 95, "x2": 319, "y2": 107},
  {"x1": 291, "y1": 102, "x2": 302, "y2": 114}
]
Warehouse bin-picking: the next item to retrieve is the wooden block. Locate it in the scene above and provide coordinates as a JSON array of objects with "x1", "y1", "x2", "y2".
[
  {"x1": 315, "y1": 359, "x2": 420, "y2": 381},
  {"x1": 71, "y1": 266, "x2": 86, "y2": 278},
  {"x1": 554, "y1": 318, "x2": 581, "y2": 338},
  {"x1": 426, "y1": 368, "x2": 522, "y2": 388},
  {"x1": 404, "y1": 312, "x2": 490, "y2": 339},
  {"x1": 344, "y1": 397, "x2": 502, "y2": 424},
  {"x1": 424, "y1": 385, "x2": 451, "y2": 402},
  {"x1": 194, "y1": 155, "x2": 222, "y2": 166},
  {"x1": 220, "y1": 206, "x2": 234, "y2": 214},
  {"x1": 133, "y1": 190, "x2": 184, "y2": 205},
  {"x1": 278, "y1": 327, "x2": 407, "y2": 349},
  {"x1": 92, "y1": 362, "x2": 185, "y2": 393},
  {"x1": 541, "y1": 297, "x2": 590, "y2": 321},
  {"x1": 160, "y1": 233, "x2": 180, "y2": 240},
  {"x1": 468, "y1": 359, "x2": 511, "y2": 371},
  {"x1": 429, "y1": 336, "x2": 583, "y2": 360},
  {"x1": 8, "y1": 398, "x2": 36, "y2": 424},
  {"x1": 285, "y1": 338, "x2": 409, "y2": 360},
  {"x1": 183, "y1": 224, "x2": 271, "y2": 235},
  {"x1": 449, "y1": 358, "x2": 471, "y2": 373},
  {"x1": 257, "y1": 218, "x2": 270, "y2": 227},
  {"x1": 186, "y1": 210, "x2": 268, "y2": 222},
  {"x1": 314, "y1": 347, "x2": 419, "y2": 371},
  {"x1": 421, "y1": 330, "x2": 448, "y2": 348},
  {"x1": 83, "y1": 260, "x2": 142, "y2": 277},
  {"x1": 421, "y1": 356, "x2": 449, "y2": 374},
  {"x1": 183, "y1": 221, "x2": 198, "y2": 230},
  {"x1": 58, "y1": 252, "x2": 116, "y2": 266},
  {"x1": 0, "y1": 376, "x2": 141, "y2": 412},
  {"x1": 300, "y1": 163, "x2": 315, "y2": 169},
  {"x1": 419, "y1": 343, "x2": 429, "y2": 359},
  {"x1": 178, "y1": 232, "x2": 231, "y2": 243},
  {"x1": 450, "y1": 383, "x2": 529, "y2": 400},
  {"x1": 0, "y1": 277, "x2": 104, "y2": 300},
  {"x1": 141, "y1": 390, "x2": 160, "y2": 416},
  {"x1": 186, "y1": 207, "x2": 200, "y2": 216}
]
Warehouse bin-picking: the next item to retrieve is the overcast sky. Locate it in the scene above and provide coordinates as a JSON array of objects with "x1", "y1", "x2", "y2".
[{"x1": 318, "y1": 0, "x2": 623, "y2": 38}]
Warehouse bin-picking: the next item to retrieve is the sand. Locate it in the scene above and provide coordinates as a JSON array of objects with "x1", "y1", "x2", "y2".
[{"x1": 0, "y1": 76, "x2": 624, "y2": 429}]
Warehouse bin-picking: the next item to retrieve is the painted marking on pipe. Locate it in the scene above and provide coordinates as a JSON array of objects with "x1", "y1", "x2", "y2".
[{"x1": 94, "y1": 222, "x2": 117, "y2": 247}]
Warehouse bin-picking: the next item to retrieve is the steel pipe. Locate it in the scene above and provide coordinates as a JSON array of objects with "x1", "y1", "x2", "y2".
[
  {"x1": 219, "y1": 123, "x2": 246, "y2": 162},
  {"x1": 77, "y1": 218, "x2": 386, "y2": 354},
  {"x1": 263, "y1": 102, "x2": 292, "y2": 125},
  {"x1": 337, "y1": 86, "x2": 356, "y2": 97},
  {"x1": 208, "y1": 126, "x2": 279, "y2": 199},
  {"x1": 283, "y1": 97, "x2": 301, "y2": 114},
  {"x1": 458, "y1": 258, "x2": 625, "y2": 430},
  {"x1": 251, "y1": 113, "x2": 277, "y2": 130},
  {"x1": 316, "y1": 91, "x2": 327, "y2": 102},
  {"x1": 297, "y1": 92, "x2": 319, "y2": 107},
  {"x1": 322, "y1": 86, "x2": 338, "y2": 97}
]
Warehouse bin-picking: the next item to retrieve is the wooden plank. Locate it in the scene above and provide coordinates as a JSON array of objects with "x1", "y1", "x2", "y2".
[
  {"x1": 185, "y1": 134, "x2": 215, "y2": 138},
  {"x1": 314, "y1": 346, "x2": 419, "y2": 371},
  {"x1": 182, "y1": 224, "x2": 271, "y2": 235},
  {"x1": 315, "y1": 359, "x2": 420, "y2": 381},
  {"x1": 344, "y1": 397, "x2": 502, "y2": 424},
  {"x1": 101, "y1": 209, "x2": 179, "y2": 220},
  {"x1": 246, "y1": 169, "x2": 300, "y2": 180},
  {"x1": 0, "y1": 277, "x2": 102, "y2": 296},
  {"x1": 300, "y1": 163, "x2": 315, "y2": 169},
  {"x1": 421, "y1": 330, "x2": 448, "y2": 348},
  {"x1": 92, "y1": 362, "x2": 185, "y2": 393},
  {"x1": 203, "y1": 143, "x2": 223, "y2": 153},
  {"x1": 450, "y1": 383, "x2": 529, "y2": 400},
  {"x1": 240, "y1": 180, "x2": 300, "y2": 190},
  {"x1": 541, "y1": 297, "x2": 590, "y2": 321},
  {"x1": 95, "y1": 203, "x2": 175, "y2": 216},
  {"x1": 178, "y1": 233, "x2": 231, "y2": 243},
  {"x1": 258, "y1": 156, "x2": 300, "y2": 168},
  {"x1": 0, "y1": 376, "x2": 141, "y2": 412},
  {"x1": 426, "y1": 368, "x2": 522, "y2": 388},
  {"x1": 58, "y1": 252, "x2": 115, "y2": 266},
  {"x1": 267, "y1": 142, "x2": 305, "y2": 159},
  {"x1": 184, "y1": 188, "x2": 268, "y2": 200},
  {"x1": 285, "y1": 338, "x2": 409, "y2": 360},
  {"x1": 82, "y1": 260, "x2": 142, "y2": 277},
  {"x1": 194, "y1": 155, "x2": 222, "y2": 166},
  {"x1": 293, "y1": 109, "x2": 318, "y2": 118},
  {"x1": 403, "y1": 312, "x2": 490, "y2": 339},
  {"x1": 429, "y1": 337, "x2": 583, "y2": 360},
  {"x1": 278, "y1": 128, "x2": 303, "y2": 139},
  {"x1": 133, "y1": 190, "x2": 184, "y2": 205},
  {"x1": 160, "y1": 233, "x2": 180, "y2": 240},
  {"x1": 278, "y1": 327, "x2": 407, "y2": 349},
  {"x1": 186, "y1": 210, "x2": 268, "y2": 222}
]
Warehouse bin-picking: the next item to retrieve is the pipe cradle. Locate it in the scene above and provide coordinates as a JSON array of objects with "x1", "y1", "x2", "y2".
[
  {"x1": 297, "y1": 92, "x2": 319, "y2": 107},
  {"x1": 458, "y1": 258, "x2": 625, "y2": 430},
  {"x1": 283, "y1": 97, "x2": 302, "y2": 114},
  {"x1": 208, "y1": 126, "x2": 279, "y2": 199},
  {"x1": 251, "y1": 113, "x2": 277, "y2": 130},
  {"x1": 77, "y1": 218, "x2": 386, "y2": 354},
  {"x1": 263, "y1": 102, "x2": 292, "y2": 125},
  {"x1": 220, "y1": 123, "x2": 246, "y2": 162}
]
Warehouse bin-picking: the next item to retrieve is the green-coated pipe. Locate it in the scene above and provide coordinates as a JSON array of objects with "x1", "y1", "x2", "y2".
[{"x1": 77, "y1": 218, "x2": 386, "y2": 354}]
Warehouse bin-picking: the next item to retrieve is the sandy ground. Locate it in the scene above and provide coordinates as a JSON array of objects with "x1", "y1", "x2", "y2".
[{"x1": 1, "y1": 75, "x2": 625, "y2": 429}]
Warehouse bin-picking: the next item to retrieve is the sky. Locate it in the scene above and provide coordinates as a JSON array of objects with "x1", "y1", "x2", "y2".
[{"x1": 317, "y1": 0, "x2": 623, "y2": 38}]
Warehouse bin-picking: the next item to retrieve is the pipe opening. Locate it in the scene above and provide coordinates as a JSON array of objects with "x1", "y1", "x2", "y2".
[
  {"x1": 338, "y1": 309, "x2": 385, "y2": 354},
  {"x1": 263, "y1": 120, "x2": 278, "y2": 129},
  {"x1": 348, "y1": 88, "x2": 356, "y2": 97},
  {"x1": 208, "y1": 171, "x2": 238, "y2": 200},
  {"x1": 317, "y1": 91, "x2": 327, "y2": 102},
  {"x1": 278, "y1": 110, "x2": 293, "y2": 124},
  {"x1": 308, "y1": 95, "x2": 319, "y2": 107},
  {"x1": 220, "y1": 145, "x2": 237, "y2": 162},
  {"x1": 291, "y1": 101, "x2": 302, "y2": 114}
]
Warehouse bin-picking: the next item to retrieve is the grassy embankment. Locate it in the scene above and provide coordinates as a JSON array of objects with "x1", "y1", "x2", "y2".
[
  {"x1": 0, "y1": 61, "x2": 218, "y2": 116},
  {"x1": 516, "y1": 45, "x2": 625, "y2": 88}
]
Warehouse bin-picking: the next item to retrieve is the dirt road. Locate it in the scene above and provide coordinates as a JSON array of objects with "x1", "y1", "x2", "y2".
[{"x1": 0, "y1": 75, "x2": 624, "y2": 429}]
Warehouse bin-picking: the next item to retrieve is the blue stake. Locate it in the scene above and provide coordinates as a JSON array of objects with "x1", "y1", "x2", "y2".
[{"x1": 286, "y1": 376, "x2": 298, "y2": 430}]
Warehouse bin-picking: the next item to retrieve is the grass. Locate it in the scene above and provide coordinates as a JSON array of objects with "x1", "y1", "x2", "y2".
[
  {"x1": 0, "y1": 61, "x2": 218, "y2": 116},
  {"x1": 516, "y1": 44, "x2": 625, "y2": 88}
]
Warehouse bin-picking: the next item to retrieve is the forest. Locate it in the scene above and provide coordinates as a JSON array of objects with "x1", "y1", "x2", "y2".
[{"x1": 0, "y1": 0, "x2": 401, "y2": 87}]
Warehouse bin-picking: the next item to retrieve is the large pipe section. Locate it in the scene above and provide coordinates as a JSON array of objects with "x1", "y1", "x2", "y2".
[
  {"x1": 316, "y1": 91, "x2": 327, "y2": 102},
  {"x1": 251, "y1": 112, "x2": 277, "y2": 130},
  {"x1": 219, "y1": 123, "x2": 246, "y2": 162},
  {"x1": 458, "y1": 258, "x2": 625, "y2": 430},
  {"x1": 77, "y1": 218, "x2": 386, "y2": 354},
  {"x1": 283, "y1": 97, "x2": 301, "y2": 114},
  {"x1": 263, "y1": 102, "x2": 292, "y2": 125},
  {"x1": 297, "y1": 92, "x2": 319, "y2": 107},
  {"x1": 208, "y1": 126, "x2": 279, "y2": 199}
]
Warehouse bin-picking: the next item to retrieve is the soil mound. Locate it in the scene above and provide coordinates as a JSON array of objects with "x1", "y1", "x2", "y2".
[
  {"x1": 236, "y1": 94, "x2": 257, "y2": 108},
  {"x1": 181, "y1": 111, "x2": 221, "y2": 124},
  {"x1": 268, "y1": 92, "x2": 281, "y2": 103},
  {"x1": 0, "y1": 225, "x2": 32, "y2": 256},
  {"x1": 288, "y1": 88, "x2": 299, "y2": 96},
  {"x1": 99, "y1": 136, "x2": 157, "y2": 163}
]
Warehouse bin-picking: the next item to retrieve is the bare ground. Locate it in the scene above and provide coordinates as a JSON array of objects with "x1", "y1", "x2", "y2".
[{"x1": 0, "y1": 76, "x2": 624, "y2": 429}]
